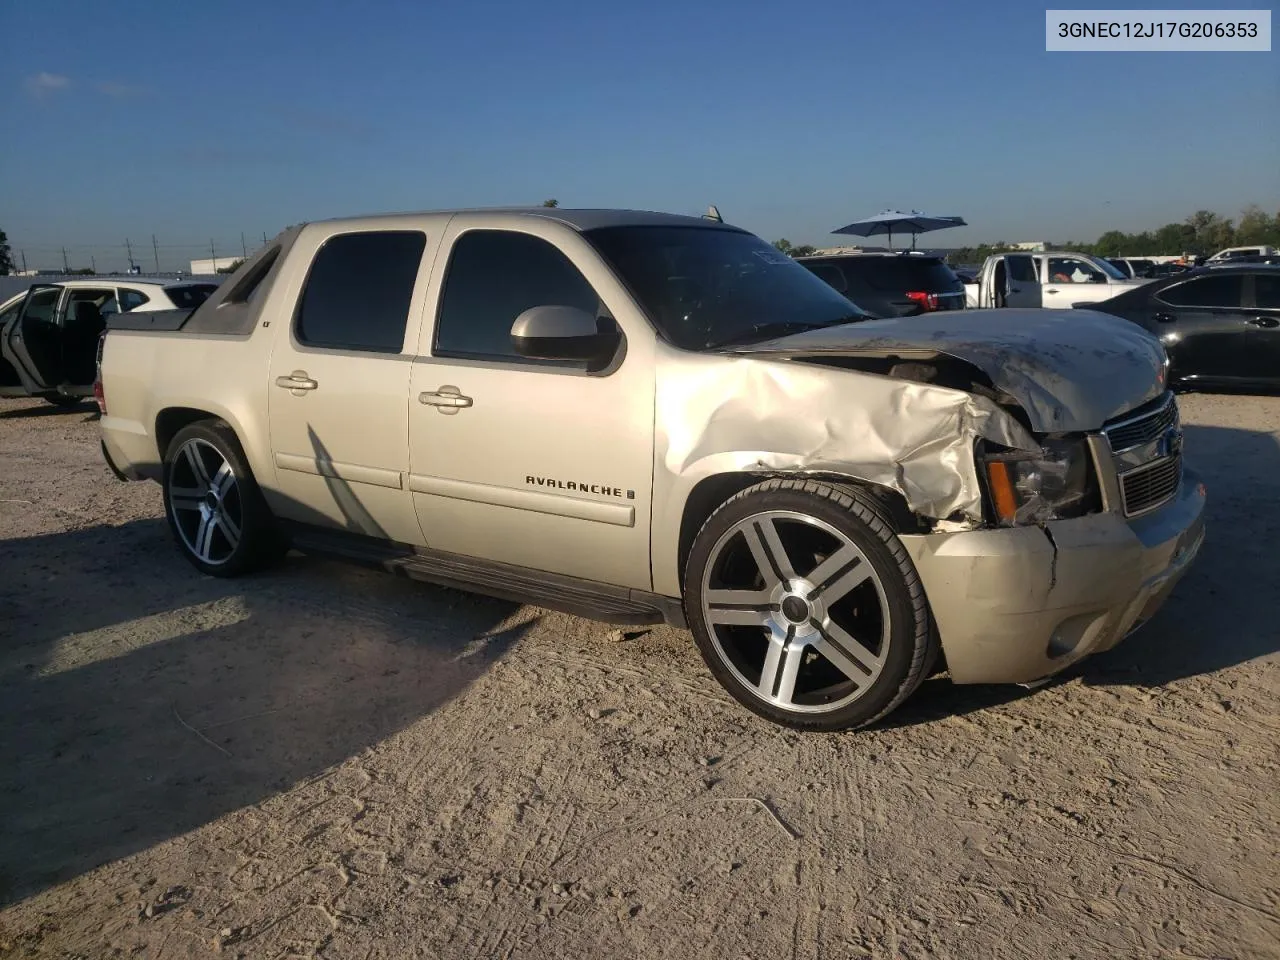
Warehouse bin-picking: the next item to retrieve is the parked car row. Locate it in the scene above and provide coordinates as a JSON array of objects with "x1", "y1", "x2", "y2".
[
  {"x1": 1083, "y1": 264, "x2": 1280, "y2": 392},
  {"x1": 789, "y1": 246, "x2": 1279, "y2": 392},
  {"x1": 0, "y1": 278, "x2": 218, "y2": 406}
]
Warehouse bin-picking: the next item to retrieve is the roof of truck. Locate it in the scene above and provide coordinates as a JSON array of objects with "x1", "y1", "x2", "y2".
[{"x1": 318, "y1": 207, "x2": 738, "y2": 232}]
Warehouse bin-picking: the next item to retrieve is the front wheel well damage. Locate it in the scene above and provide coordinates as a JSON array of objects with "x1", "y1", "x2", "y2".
[{"x1": 677, "y1": 471, "x2": 929, "y2": 583}]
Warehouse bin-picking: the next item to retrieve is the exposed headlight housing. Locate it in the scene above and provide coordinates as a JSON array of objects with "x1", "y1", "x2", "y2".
[{"x1": 982, "y1": 438, "x2": 1100, "y2": 525}]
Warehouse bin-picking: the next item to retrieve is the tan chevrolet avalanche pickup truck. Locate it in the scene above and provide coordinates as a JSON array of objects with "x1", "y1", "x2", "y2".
[{"x1": 98, "y1": 209, "x2": 1206, "y2": 730}]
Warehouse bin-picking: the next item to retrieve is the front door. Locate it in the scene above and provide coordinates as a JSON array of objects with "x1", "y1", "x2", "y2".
[
  {"x1": 1154, "y1": 273, "x2": 1249, "y2": 381},
  {"x1": 2, "y1": 286, "x2": 62, "y2": 390},
  {"x1": 1003, "y1": 255, "x2": 1042, "y2": 307},
  {"x1": 408, "y1": 219, "x2": 656, "y2": 591},
  {"x1": 265, "y1": 228, "x2": 430, "y2": 546},
  {"x1": 1042, "y1": 256, "x2": 1109, "y2": 308}
]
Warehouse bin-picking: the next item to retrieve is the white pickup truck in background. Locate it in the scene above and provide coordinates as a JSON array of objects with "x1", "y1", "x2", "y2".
[{"x1": 963, "y1": 250, "x2": 1149, "y2": 309}]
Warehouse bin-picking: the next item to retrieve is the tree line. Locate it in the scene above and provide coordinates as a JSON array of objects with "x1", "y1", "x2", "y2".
[{"x1": 945, "y1": 205, "x2": 1280, "y2": 265}]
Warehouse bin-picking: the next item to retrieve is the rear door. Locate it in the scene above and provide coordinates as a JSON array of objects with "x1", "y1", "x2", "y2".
[
  {"x1": 1003, "y1": 255, "x2": 1042, "y2": 307},
  {"x1": 1243, "y1": 271, "x2": 1280, "y2": 384},
  {"x1": 60, "y1": 286, "x2": 117, "y2": 386},
  {"x1": 265, "y1": 228, "x2": 431, "y2": 546},
  {"x1": 1155, "y1": 273, "x2": 1249, "y2": 381}
]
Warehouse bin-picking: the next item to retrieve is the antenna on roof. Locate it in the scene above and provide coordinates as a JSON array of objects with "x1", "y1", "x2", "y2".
[{"x1": 703, "y1": 205, "x2": 723, "y2": 222}]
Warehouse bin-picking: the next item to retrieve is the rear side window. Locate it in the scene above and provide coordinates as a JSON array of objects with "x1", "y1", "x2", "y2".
[
  {"x1": 296, "y1": 231, "x2": 426, "y2": 353},
  {"x1": 165, "y1": 284, "x2": 217, "y2": 309},
  {"x1": 119, "y1": 288, "x2": 151, "y2": 312},
  {"x1": 803, "y1": 262, "x2": 849, "y2": 294},
  {"x1": 1254, "y1": 272, "x2": 1280, "y2": 309},
  {"x1": 836, "y1": 257, "x2": 962, "y2": 292},
  {"x1": 1158, "y1": 275, "x2": 1245, "y2": 308},
  {"x1": 434, "y1": 230, "x2": 599, "y2": 361}
]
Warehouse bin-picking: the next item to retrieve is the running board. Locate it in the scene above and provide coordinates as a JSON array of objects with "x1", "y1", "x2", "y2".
[{"x1": 282, "y1": 523, "x2": 686, "y2": 628}]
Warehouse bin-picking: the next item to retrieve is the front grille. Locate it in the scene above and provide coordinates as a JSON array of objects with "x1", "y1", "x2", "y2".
[
  {"x1": 1106, "y1": 393, "x2": 1178, "y2": 452},
  {"x1": 1120, "y1": 454, "x2": 1182, "y2": 516}
]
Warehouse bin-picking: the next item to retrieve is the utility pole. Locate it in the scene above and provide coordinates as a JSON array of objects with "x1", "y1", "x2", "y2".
[
  {"x1": 241, "y1": 232, "x2": 248, "y2": 259},
  {"x1": 91, "y1": 255, "x2": 97, "y2": 274},
  {"x1": 125, "y1": 238, "x2": 135, "y2": 271},
  {"x1": 210, "y1": 239, "x2": 217, "y2": 271},
  {"x1": 62, "y1": 247, "x2": 70, "y2": 273},
  {"x1": 20, "y1": 250, "x2": 28, "y2": 273},
  {"x1": 152, "y1": 234, "x2": 160, "y2": 273},
  {"x1": 262, "y1": 231, "x2": 268, "y2": 245}
]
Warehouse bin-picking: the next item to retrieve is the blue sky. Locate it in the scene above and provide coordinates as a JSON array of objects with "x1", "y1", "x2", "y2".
[{"x1": 2, "y1": 0, "x2": 1277, "y2": 271}]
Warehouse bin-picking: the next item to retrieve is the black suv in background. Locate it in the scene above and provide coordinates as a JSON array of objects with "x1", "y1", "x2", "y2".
[
  {"x1": 797, "y1": 253, "x2": 966, "y2": 318},
  {"x1": 1087, "y1": 265, "x2": 1280, "y2": 391}
]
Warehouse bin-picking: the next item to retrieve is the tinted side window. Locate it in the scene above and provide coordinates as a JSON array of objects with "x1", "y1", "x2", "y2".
[
  {"x1": 296, "y1": 231, "x2": 426, "y2": 352},
  {"x1": 803, "y1": 262, "x2": 849, "y2": 293},
  {"x1": 1007, "y1": 256, "x2": 1037, "y2": 284},
  {"x1": 165, "y1": 284, "x2": 218, "y2": 309},
  {"x1": 120, "y1": 288, "x2": 151, "y2": 312},
  {"x1": 435, "y1": 231, "x2": 599, "y2": 360},
  {"x1": 1158, "y1": 275, "x2": 1245, "y2": 308},
  {"x1": 1254, "y1": 272, "x2": 1280, "y2": 309},
  {"x1": 837, "y1": 257, "x2": 962, "y2": 292}
]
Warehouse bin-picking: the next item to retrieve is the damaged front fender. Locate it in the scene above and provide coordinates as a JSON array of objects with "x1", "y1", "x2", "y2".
[{"x1": 649, "y1": 346, "x2": 1040, "y2": 596}]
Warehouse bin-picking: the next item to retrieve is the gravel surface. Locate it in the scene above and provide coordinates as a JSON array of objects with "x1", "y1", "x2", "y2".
[{"x1": 0, "y1": 394, "x2": 1277, "y2": 959}]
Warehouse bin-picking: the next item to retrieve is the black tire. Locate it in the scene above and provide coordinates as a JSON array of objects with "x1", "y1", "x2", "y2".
[
  {"x1": 162, "y1": 419, "x2": 287, "y2": 577},
  {"x1": 44, "y1": 394, "x2": 85, "y2": 408},
  {"x1": 684, "y1": 478, "x2": 938, "y2": 731}
]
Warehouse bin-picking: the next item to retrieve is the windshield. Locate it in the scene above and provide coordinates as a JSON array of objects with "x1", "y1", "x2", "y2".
[
  {"x1": 1084, "y1": 254, "x2": 1128, "y2": 280},
  {"x1": 585, "y1": 225, "x2": 872, "y2": 350}
]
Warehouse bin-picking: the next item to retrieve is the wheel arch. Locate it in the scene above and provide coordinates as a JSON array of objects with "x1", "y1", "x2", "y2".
[
  {"x1": 153, "y1": 403, "x2": 274, "y2": 488},
  {"x1": 155, "y1": 406, "x2": 221, "y2": 460},
  {"x1": 674, "y1": 470, "x2": 927, "y2": 592}
]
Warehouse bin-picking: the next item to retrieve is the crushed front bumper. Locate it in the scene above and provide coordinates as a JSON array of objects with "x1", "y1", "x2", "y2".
[{"x1": 899, "y1": 467, "x2": 1206, "y2": 685}]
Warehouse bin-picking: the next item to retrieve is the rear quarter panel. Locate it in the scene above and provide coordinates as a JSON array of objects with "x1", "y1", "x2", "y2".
[{"x1": 100, "y1": 327, "x2": 275, "y2": 482}]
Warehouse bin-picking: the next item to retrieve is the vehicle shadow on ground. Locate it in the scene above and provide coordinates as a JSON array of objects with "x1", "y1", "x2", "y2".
[
  {"x1": 1077, "y1": 423, "x2": 1280, "y2": 687},
  {"x1": 0, "y1": 401, "x2": 97, "y2": 420},
  {"x1": 0, "y1": 518, "x2": 528, "y2": 907},
  {"x1": 881, "y1": 423, "x2": 1279, "y2": 728}
]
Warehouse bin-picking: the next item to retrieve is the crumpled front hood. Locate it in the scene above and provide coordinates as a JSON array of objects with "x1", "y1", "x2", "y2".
[{"x1": 728, "y1": 308, "x2": 1166, "y2": 433}]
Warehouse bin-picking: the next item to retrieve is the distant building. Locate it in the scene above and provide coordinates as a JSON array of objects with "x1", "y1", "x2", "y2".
[
  {"x1": 1012, "y1": 242, "x2": 1048, "y2": 252},
  {"x1": 189, "y1": 256, "x2": 242, "y2": 274}
]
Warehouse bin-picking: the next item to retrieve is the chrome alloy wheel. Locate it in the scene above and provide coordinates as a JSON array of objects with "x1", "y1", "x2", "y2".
[
  {"x1": 167, "y1": 438, "x2": 243, "y2": 566},
  {"x1": 700, "y1": 510, "x2": 890, "y2": 714}
]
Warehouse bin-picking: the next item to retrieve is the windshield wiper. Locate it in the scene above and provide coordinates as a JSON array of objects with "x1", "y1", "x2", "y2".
[{"x1": 707, "y1": 316, "x2": 868, "y2": 349}]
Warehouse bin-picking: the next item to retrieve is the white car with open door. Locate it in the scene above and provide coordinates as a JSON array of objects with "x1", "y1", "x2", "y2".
[
  {"x1": 0, "y1": 278, "x2": 218, "y2": 407},
  {"x1": 964, "y1": 251, "x2": 1148, "y2": 310}
]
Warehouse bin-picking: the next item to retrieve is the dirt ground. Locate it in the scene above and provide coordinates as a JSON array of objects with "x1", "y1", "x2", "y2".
[{"x1": 0, "y1": 394, "x2": 1277, "y2": 960}]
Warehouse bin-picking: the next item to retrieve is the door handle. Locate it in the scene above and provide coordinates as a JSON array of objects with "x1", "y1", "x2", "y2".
[
  {"x1": 1246, "y1": 316, "x2": 1279, "y2": 329},
  {"x1": 419, "y1": 386, "x2": 473, "y2": 414},
  {"x1": 1010, "y1": 287, "x2": 1021, "y2": 293},
  {"x1": 1045, "y1": 288, "x2": 1059, "y2": 294},
  {"x1": 1153, "y1": 313, "x2": 1176, "y2": 324},
  {"x1": 275, "y1": 371, "x2": 318, "y2": 391}
]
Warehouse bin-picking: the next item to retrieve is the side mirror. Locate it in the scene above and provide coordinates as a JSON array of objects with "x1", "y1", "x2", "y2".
[{"x1": 511, "y1": 305, "x2": 621, "y2": 368}]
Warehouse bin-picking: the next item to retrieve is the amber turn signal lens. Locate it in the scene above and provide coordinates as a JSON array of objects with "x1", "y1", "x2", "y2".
[{"x1": 986, "y1": 461, "x2": 1019, "y2": 522}]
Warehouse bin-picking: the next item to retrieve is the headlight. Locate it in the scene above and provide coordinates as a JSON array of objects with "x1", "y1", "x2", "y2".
[{"x1": 982, "y1": 438, "x2": 1099, "y2": 525}]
